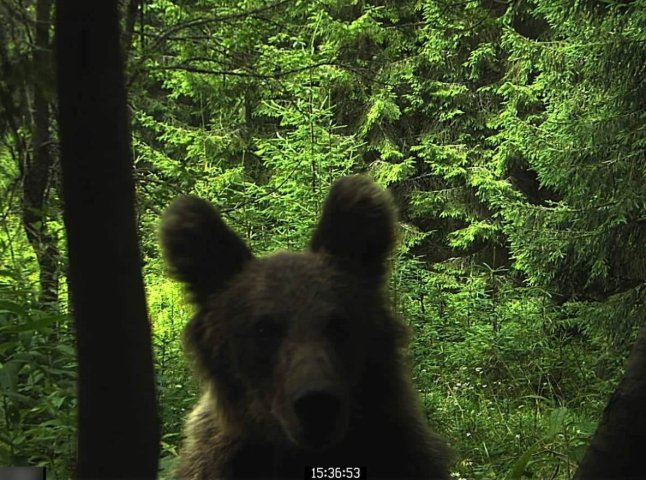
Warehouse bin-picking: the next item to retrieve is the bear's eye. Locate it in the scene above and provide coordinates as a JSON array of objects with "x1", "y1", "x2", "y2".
[
  {"x1": 326, "y1": 314, "x2": 348, "y2": 341},
  {"x1": 253, "y1": 316, "x2": 283, "y2": 345}
]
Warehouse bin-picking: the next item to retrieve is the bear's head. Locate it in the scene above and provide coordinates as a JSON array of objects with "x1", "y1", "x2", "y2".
[{"x1": 161, "y1": 176, "x2": 405, "y2": 452}]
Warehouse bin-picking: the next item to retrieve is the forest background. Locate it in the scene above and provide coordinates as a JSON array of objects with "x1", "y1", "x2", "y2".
[{"x1": 0, "y1": 0, "x2": 644, "y2": 478}]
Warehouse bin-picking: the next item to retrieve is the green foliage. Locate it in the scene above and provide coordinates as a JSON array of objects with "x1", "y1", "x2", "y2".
[
  {"x1": 145, "y1": 276, "x2": 198, "y2": 472},
  {"x1": 0, "y1": 273, "x2": 76, "y2": 479},
  {"x1": 398, "y1": 258, "x2": 615, "y2": 478}
]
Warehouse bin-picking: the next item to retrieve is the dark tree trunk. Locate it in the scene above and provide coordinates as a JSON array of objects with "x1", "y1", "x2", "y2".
[
  {"x1": 122, "y1": 0, "x2": 142, "y2": 59},
  {"x1": 55, "y1": 0, "x2": 160, "y2": 478},
  {"x1": 22, "y1": 0, "x2": 59, "y2": 309},
  {"x1": 574, "y1": 324, "x2": 646, "y2": 479}
]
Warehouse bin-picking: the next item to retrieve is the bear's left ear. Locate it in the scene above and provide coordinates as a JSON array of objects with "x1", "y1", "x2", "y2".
[
  {"x1": 161, "y1": 196, "x2": 253, "y2": 303},
  {"x1": 310, "y1": 175, "x2": 396, "y2": 280}
]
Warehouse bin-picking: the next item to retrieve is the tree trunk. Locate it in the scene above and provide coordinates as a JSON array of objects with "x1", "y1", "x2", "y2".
[
  {"x1": 122, "y1": 0, "x2": 142, "y2": 61},
  {"x1": 22, "y1": 0, "x2": 59, "y2": 309},
  {"x1": 55, "y1": 0, "x2": 160, "y2": 477},
  {"x1": 574, "y1": 323, "x2": 646, "y2": 479}
]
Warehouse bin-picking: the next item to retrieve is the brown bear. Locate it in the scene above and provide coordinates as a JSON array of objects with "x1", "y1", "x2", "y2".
[{"x1": 161, "y1": 175, "x2": 452, "y2": 479}]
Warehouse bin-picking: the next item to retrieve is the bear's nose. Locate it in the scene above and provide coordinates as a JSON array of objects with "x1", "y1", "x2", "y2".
[{"x1": 293, "y1": 388, "x2": 342, "y2": 447}]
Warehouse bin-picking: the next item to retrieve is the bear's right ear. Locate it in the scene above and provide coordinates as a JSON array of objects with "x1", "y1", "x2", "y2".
[{"x1": 161, "y1": 196, "x2": 252, "y2": 302}]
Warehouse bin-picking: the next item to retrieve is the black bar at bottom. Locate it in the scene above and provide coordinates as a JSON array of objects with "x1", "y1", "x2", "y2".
[{"x1": 0, "y1": 467, "x2": 46, "y2": 480}]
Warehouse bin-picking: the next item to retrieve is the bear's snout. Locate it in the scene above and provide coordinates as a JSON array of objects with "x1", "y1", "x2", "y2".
[
  {"x1": 276, "y1": 344, "x2": 350, "y2": 451},
  {"x1": 292, "y1": 386, "x2": 344, "y2": 450}
]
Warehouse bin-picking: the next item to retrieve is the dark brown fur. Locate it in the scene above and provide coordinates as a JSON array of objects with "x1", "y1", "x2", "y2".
[{"x1": 161, "y1": 176, "x2": 452, "y2": 479}]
